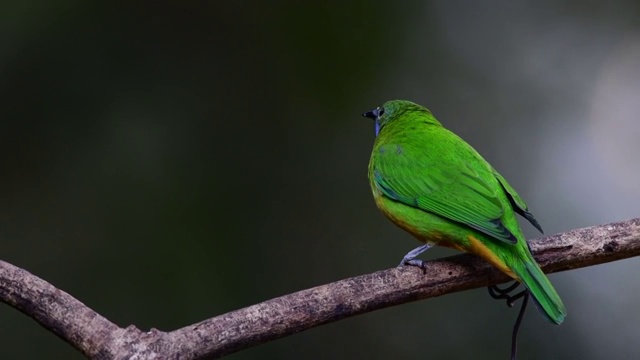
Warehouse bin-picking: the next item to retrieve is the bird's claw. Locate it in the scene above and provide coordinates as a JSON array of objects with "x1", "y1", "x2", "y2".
[{"x1": 399, "y1": 259, "x2": 428, "y2": 274}]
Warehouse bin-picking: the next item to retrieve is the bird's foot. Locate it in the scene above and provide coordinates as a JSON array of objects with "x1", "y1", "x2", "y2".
[
  {"x1": 398, "y1": 258, "x2": 427, "y2": 274},
  {"x1": 397, "y1": 244, "x2": 432, "y2": 274}
]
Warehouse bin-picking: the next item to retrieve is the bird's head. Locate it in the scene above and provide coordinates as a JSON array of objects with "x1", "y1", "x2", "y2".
[{"x1": 362, "y1": 100, "x2": 437, "y2": 137}]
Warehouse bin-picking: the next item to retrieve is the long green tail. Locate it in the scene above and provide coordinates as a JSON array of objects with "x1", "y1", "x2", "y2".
[{"x1": 515, "y1": 257, "x2": 566, "y2": 324}]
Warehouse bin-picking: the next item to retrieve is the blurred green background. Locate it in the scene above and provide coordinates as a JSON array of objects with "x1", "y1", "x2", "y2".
[{"x1": 1, "y1": 1, "x2": 639, "y2": 359}]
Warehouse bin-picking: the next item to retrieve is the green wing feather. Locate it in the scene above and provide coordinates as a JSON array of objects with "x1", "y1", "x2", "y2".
[
  {"x1": 372, "y1": 140, "x2": 518, "y2": 244},
  {"x1": 493, "y1": 169, "x2": 544, "y2": 233}
]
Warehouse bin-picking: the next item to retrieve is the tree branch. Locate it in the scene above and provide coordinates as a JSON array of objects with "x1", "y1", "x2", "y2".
[{"x1": 2, "y1": 218, "x2": 639, "y2": 359}]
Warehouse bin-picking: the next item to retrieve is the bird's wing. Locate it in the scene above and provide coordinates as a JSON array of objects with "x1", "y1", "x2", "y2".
[
  {"x1": 493, "y1": 169, "x2": 544, "y2": 233},
  {"x1": 373, "y1": 145, "x2": 518, "y2": 244}
]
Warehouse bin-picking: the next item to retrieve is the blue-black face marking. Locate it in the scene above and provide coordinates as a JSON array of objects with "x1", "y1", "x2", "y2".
[{"x1": 362, "y1": 106, "x2": 385, "y2": 137}]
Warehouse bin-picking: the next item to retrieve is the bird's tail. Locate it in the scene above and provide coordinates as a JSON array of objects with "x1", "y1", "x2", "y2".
[{"x1": 514, "y1": 255, "x2": 566, "y2": 324}]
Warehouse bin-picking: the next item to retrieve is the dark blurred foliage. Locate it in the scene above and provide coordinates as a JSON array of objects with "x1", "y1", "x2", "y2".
[{"x1": 1, "y1": 1, "x2": 639, "y2": 359}]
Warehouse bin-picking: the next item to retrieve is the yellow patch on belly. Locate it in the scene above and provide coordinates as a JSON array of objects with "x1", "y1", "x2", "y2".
[{"x1": 467, "y1": 235, "x2": 517, "y2": 280}]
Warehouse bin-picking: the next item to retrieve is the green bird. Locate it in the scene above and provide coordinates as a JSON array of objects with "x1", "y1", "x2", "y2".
[{"x1": 363, "y1": 99, "x2": 566, "y2": 324}]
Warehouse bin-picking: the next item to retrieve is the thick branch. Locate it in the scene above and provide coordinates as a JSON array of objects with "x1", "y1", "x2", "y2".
[{"x1": 2, "y1": 218, "x2": 640, "y2": 359}]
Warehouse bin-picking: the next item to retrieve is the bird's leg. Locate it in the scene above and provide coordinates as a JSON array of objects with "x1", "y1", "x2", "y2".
[
  {"x1": 398, "y1": 243, "x2": 433, "y2": 273},
  {"x1": 488, "y1": 282, "x2": 529, "y2": 360}
]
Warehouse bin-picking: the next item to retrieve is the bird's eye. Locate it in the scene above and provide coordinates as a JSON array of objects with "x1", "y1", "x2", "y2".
[{"x1": 378, "y1": 107, "x2": 385, "y2": 116}]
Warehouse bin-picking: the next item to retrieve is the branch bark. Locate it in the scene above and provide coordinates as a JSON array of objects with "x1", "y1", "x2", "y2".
[{"x1": 2, "y1": 218, "x2": 639, "y2": 359}]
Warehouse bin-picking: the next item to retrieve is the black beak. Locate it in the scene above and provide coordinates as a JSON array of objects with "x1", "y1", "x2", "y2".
[{"x1": 362, "y1": 108, "x2": 379, "y2": 119}]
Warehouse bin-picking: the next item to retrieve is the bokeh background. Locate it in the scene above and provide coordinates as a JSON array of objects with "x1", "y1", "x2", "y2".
[{"x1": 1, "y1": 1, "x2": 639, "y2": 359}]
